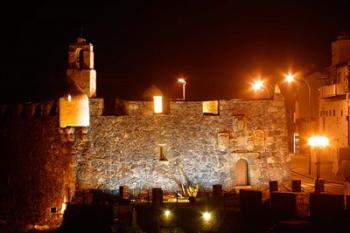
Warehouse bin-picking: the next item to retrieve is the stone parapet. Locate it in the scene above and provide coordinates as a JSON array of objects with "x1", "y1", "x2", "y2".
[{"x1": 89, "y1": 98, "x2": 104, "y2": 116}]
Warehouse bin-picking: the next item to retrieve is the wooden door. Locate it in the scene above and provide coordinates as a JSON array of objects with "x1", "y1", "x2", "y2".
[{"x1": 235, "y1": 159, "x2": 248, "y2": 186}]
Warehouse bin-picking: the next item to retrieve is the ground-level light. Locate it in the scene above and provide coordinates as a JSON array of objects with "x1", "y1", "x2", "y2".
[
  {"x1": 202, "y1": 211, "x2": 212, "y2": 222},
  {"x1": 163, "y1": 209, "x2": 171, "y2": 218}
]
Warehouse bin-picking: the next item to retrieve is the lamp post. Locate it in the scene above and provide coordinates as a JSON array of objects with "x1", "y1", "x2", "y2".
[
  {"x1": 178, "y1": 78, "x2": 187, "y2": 100},
  {"x1": 285, "y1": 73, "x2": 312, "y2": 174},
  {"x1": 308, "y1": 135, "x2": 329, "y2": 193}
]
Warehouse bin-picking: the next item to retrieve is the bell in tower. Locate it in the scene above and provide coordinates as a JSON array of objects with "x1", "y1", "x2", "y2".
[{"x1": 66, "y1": 37, "x2": 96, "y2": 97}]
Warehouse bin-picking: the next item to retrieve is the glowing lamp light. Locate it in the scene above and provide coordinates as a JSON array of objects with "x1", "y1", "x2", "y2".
[
  {"x1": 202, "y1": 211, "x2": 212, "y2": 222},
  {"x1": 67, "y1": 94, "x2": 72, "y2": 102},
  {"x1": 164, "y1": 209, "x2": 171, "y2": 218},
  {"x1": 308, "y1": 135, "x2": 330, "y2": 148},
  {"x1": 177, "y1": 78, "x2": 186, "y2": 84},
  {"x1": 252, "y1": 80, "x2": 264, "y2": 91},
  {"x1": 153, "y1": 96, "x2": 163, "y2": 113},
  {"x1": 285, "y1": 73, "x2": 295, "y2": 83}
]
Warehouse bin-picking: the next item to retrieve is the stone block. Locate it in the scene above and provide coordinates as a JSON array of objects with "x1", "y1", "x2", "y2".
[
  {"x1": 270, "y1": 192, "x2": 297, "y2": 219},
  {"x1": 119, "y1": 186, "x2": 129, "y2": 200},
  {"x1": 89, "y1": 98, "x2": 104, "y2": 116},
  {"x1": 345, "y1": 182, "x2": 350, "y2": 196},
  {"x1": 295, "y1": 192, "x2": 309, "y2": 217},
  {"x1": 346, "y1": 195, "x2": 350, "y2": 210},
  {"x1": 24, "y1": 103, "x2": 36, "y2": 117},
  {"x1": 292, "y1": 180, "x2": 301, "y2": 192},
  {"x1": 314, "y1": 178, "x2": 325, "y2": 193},
  {"x1": 43, "y1": 100, "x2": 55, "y2": 116},
  {"x1": 239, "y1": 189, "x2": 263, "y2": 215},
  {"x1": 152, "y1": 188, "x2": 163, "y2": 207},
  {"x1": 212, "y1": 184, "x2": 223, "y2": 198},
  {"x1": 269, "y1": 180, "x2": 278, "y2": 192},
  {"x1": 12, "y1": 104, "x2": 24, "y2": 118},
  {"x1": 310, "y1": 193, "x2": 345, "y2": 218}
]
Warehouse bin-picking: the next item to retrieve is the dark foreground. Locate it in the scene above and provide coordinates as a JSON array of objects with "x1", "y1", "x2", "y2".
[{"x1": 3, "y1": 190, "x2": 350, "y2": 233}]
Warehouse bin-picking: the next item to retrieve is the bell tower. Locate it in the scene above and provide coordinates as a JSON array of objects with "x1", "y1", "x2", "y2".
[
  {"x1": 66, "y1": 37, "x2": 96, "y2": 97},
  {"x1": 59, "y1": 37, "x2": 95, "y2": 128}
]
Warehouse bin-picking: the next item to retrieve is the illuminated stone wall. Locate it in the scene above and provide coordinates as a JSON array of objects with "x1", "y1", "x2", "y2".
[
  {"x1": 0, "y1": 94, "x2": 289, "y2": 229},
  {"x1": 0, "y1": 112, "x2": 76, "y2": 229},
  {"x1": 76, "y1": 94, "x2": 290, "y2": 193}
]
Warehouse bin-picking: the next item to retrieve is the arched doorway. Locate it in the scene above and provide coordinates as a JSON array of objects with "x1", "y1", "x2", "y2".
[{"x1": 235, "y1": 159, "x2": 249, "y2": 186}]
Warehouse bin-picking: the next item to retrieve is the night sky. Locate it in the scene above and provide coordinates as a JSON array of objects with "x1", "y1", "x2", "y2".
[{"x1": 1, "y1": 1, "x2": 350, "y2": 103}]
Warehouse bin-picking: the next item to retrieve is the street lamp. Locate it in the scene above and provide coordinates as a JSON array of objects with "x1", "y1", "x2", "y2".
[
  {"x1": 252, "y1": 79, "x2": 264, "y2": 91},
  {"x1": 251, "y1": 79, "x2": 273, "y2": 98},
  {"x1": 178, "y1": 78, "x2": 187, "y2": 100},
  {"x1": 285, "y1": 72, "x2": 313, "y2": 174},
  {"x1": 308, "y1": 135, "x2": 329, "y2": 193}
]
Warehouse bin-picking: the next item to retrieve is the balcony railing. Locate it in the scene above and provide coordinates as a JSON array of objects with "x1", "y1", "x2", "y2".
[{"x1": 320, "y1": 83, "x2": 347, "y2": 98}]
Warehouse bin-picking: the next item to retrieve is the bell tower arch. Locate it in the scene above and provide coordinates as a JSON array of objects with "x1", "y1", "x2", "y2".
[{"x1": 67, "y1": 37, "x2": 96, "y2": 97}]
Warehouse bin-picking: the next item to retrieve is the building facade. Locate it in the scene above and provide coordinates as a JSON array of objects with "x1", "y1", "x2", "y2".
[
  {"x1": 0, "y1": 38, "x2": 290, "y2": 229},
  {"x1": 318, "y1": 33, "x2": 350, "y2": 174}
]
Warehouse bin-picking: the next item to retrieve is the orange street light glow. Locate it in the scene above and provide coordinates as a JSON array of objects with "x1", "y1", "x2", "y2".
[
  {"x1": 308, "y1": 135, "x2": 329, "y2": 148},
  {"x1": 285, "y1": 73, "x2": 295, "y2": 83},
  {"x1": 252, "y1": 80, "x2": 264, "y2": 91}
]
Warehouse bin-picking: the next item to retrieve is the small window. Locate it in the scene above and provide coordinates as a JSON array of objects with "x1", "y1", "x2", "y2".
[
  {"x1": 203, "y1": 101, "x2": 219, "y2": 115},
  {"x1": 159, "y1": 145, "x2": 167, "y2": 161},
  {"x1": 153, "y1": 96, "x2": 163, "y2": 113},
  {"x1": 333, "y1": 110, "x2": 336, "y2": 116}
]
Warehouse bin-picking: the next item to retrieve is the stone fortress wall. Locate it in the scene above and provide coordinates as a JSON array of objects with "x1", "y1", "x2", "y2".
[
  {"x1": 81, "y1": 96, "x2": 290, "y2": 191},
  {"x1": 0, "y1": 93, "x2": 290, "y2": 227}
]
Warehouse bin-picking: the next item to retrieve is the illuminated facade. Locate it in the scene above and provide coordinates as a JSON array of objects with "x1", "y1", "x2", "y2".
[
  {"x1": 317, "y1": 32, "x2": 350, "y2": 174},
  {"x1": 0, "y1": 38, "x2": 290, "y2": 229}
]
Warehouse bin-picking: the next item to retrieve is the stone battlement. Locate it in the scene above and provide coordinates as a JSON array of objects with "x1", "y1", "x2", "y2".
[
  {"x1": 0, "y1": 94, "x2": 283, "y2": 120},
  {"x1": 0, "y1": 100, "x2": 58, "y2": 119}
]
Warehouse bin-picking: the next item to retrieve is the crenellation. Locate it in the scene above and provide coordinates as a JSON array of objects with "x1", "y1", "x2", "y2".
[
  {"x1": 42, "y1": 100, "x2": 56, "y2": 117},
  {"x1": 24, "y1": 103, "x2": 36, "y2": 118},
  {"x1": 11, "y1": 104, "x2": 24, "y2": 118},
  {"x1": 89, "y1": 98, "x2": 104, "y2": 116},
  {"x1": 125, "y1": 101, "x2": 153, "y2": 116},
  {"x1": 170, "y1": 101, "x2": 202, "y2": 115},
  {"x1": 0, "y1": 100, "x2": 59, "y2": 120},
  {"x1": 114, "y1": 99, "x2": 128, "y2": 115}
]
